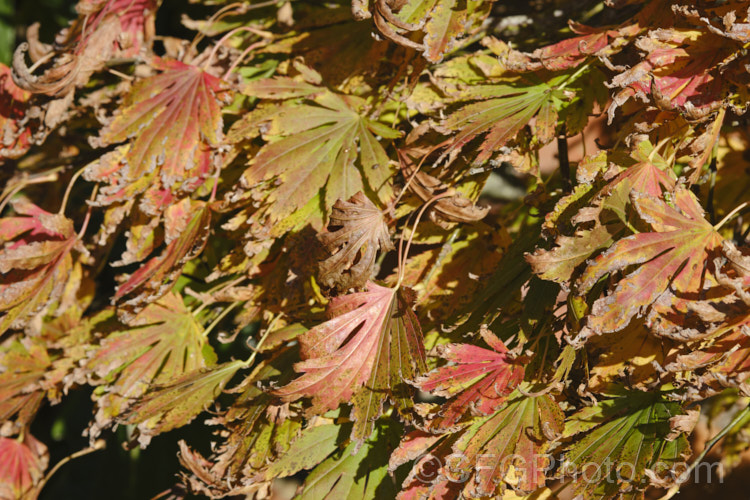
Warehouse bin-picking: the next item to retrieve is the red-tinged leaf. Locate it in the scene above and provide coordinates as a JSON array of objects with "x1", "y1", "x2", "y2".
[
  {"x1": 579, "y1": 187, "x2": 724, "y2": 334},
  {"x1": 118, "y1": 361, "x2": 244, "y2": 448},
  {"x1": 86, "y1": 292, "x2": 216, "y2": 437},
  {"x1": 75, "y1": 0, "x2": 158, "y2": 58},
  {"x1": 456, "y1": 393, "x2": 562, "y2": 496},
  {"x1": 83, "y1": 145, "x2": 157, "y2": 209},
  {"x1": 0, "y1": 433, "x2": 48, "y2": 500},
  {"x1": 0, "y1": 340, "x2": 50, "y2": 430},
  {"x1": 415, "y1": 329, "x2": 524, "y2": 430},
  {"x1": 114, "y1": 199, "x2": 211, "y2": 309},
  {"x1": 511, "y1": 21, "x2": 641, "y2": 72},
  {"x1": 275, "y1": 281, "x2": 426, "y2": 443},
  {"x1": 0, "y1": 199, "x2": 81, "y2": 335},
  {"x1": 97, "y1": 57, "x2": 229, "y2": 192},
  {"x1": 236, "y1": 84, "x2": 400, "y2": 224},
  {"x1": 12, "y1": 0, "x2": 155, "y2": 100},
  {"x1": 527, "y1": 145, "x2": 676, "y2": 284},
  {"x1": 423, "y1": 0, "x2": 472, "y2": 62},
  {"x1": 608, "y1": 28, "x2": 730, "y2": 122},
  {"x1": 317, "y1": 191, "x2": 394, "y2": 290}
]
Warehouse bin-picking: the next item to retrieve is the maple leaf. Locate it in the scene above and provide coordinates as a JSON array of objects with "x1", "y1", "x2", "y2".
[
  {"x1": 608, "y1": 28, "x2": 732, "y2": 123},
  {"x1": 86, "y1": 292, "x2": 216, "y2": 438},
  {"x1": 237, "y1": 78, "x2": 400, "y2": 225},
  {"x1": 0, "y1": 340, "x2": 50, "y2": 432},
  {"x1": 0, "y1": 433, "x2": 48, "y2": 500},
  {"x1": 527, "y1": 144, "x2": 678, "y2": 284},
  {"x1": 275, "y1": 281, "x2": 427, "y2": 442},
  {"x1": 0, "y1": 198, "x2": 82, "y2": 335},
  {"x1": 216, "y1": 348, "x2": 302, "y2": 480},
  {"x1": 356, "y1": 0, "x2": 492, "y2": 63},
  {"x1": 440, "y1": 71, "x2": 586, "y2": 166},
  {"x1": 118, "y1": 360, "x2": 244, "y2": 448},
  {"x1": 265, "y1": 418, "x2": 398, "y2": 500},
  {"x1": 506, "y1": 21, "x2": 641, "y2": 72},
  {"x1": 578, "y1": 186, "x2": 724, "y2": 334},
  {"x1": 317, "y1": 191, "x2": 393, "y2": 290},
  {"x1": 113, "y1": 199, "x2": 211, "y2": 310},
  {"x1": 415, "y1": 329, "x2": 524, "y2": 430},
  {"x1": 177, "y1": 348, "x2": 303, "y2": 496},
  {"x1": 96, "y1": 57, "x2": 229, "y2": 193},
  {"x1": 561, "y1": 389, "x2": 690, "y2": 499},
  {"x1": 396, "y1": 393, "x2": 563, "y2": 498}
]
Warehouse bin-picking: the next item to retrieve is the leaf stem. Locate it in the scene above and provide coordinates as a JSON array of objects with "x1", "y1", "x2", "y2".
[
  {"x1": 204, "y1": 26, "x2": 272, "y2": 71},
  {"x1": 389, "y1": 138, "x2": 452, "y2": 212},
  {"x1": 223, "y1": 41, "x2": 267, "y2": 79},
  {"x1": 242, "y1": 313, "x2": 280, "y2": 368},
  {"x1": 188, "y1": 2, "x2": 247, "y2": 56},
  {"x1": 77, "y1": 183, "x2": 99, "y2": 239},
  {"x1": 37, "y1": 440, "x2": 106, "y2": 495},
  {"x1": 396, "y1": 192, "x2": 453, "y2": 288},
  {"x1": 557, "y1": 59, "x2": 592, "y2": 91},
  {"x1": 203, "y1": 300, "x2": 243, "y2": 337},
  {"x1": 714, "y1": 202, "x2": 749, "y2": 231},
  {"x1": 58, "y1": 167, "x2": 87, "y2": 215}
]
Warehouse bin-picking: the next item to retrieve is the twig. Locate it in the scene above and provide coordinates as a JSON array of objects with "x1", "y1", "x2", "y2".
[
  {"x1": 37, "y1": 440, "x2": 106, "y2": 495},
  {"x1": 658, "y1": 404, "x2": 750, "y2": 500}
]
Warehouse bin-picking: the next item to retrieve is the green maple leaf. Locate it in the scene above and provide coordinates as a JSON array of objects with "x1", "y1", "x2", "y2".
[
  {"x1": 562, "y1": 389, "x2": 690, "y2": 499},
  {"x1": 236, "y1": 77, "x2": 400, "y2": 225},
  {"x1": 118, "y1": 360, "x2": 244, "y2": 447},
  {"x1": 265, "y1": 419, "x2": 398, "y2": 500}
]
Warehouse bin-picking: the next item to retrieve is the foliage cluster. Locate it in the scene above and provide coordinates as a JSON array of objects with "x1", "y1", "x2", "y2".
[{"x1": 2, "y1": 0, "x2": 750, "y2": 498}]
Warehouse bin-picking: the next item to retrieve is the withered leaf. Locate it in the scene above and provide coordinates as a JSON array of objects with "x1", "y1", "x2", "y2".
[{"x1": 318, "y1": 191, "x2": 394, "y2": 290}]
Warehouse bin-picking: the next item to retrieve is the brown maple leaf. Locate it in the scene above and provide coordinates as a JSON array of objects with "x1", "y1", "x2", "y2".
[{"x1": 317, "y1": 191, "x2": 393, "y2": 291}]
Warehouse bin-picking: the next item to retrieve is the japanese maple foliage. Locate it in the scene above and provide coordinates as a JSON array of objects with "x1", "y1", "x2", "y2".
[{"x1": 2, "y1": 1, "x2": 750, "y2": 499}]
